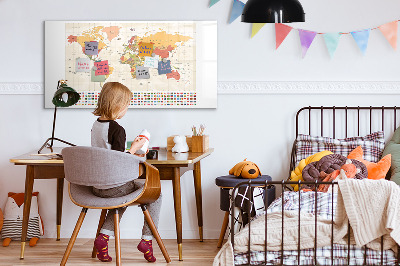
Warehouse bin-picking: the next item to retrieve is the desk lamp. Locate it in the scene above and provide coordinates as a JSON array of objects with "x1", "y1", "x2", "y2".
[
  {"x1": 38, "y1": 80, "x2": 80, "y2": 154},
  {"x1": 241, "y1": 0, "x2": 305, "y2": 23}
]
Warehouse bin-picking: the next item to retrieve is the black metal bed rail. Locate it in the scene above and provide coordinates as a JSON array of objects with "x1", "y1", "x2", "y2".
[{"x1": 230, "y1": 180, "x2": 400, "y2": 266}]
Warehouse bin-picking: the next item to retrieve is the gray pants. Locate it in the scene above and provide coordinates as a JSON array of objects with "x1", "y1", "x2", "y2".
[{"x1": 92, "y1": 180, "x2": 162, "y2": 240}]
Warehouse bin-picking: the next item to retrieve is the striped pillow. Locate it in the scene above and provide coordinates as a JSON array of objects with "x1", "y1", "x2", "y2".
[{"x1": 294, "y1": 131, "x2": 385, "y2": 166}]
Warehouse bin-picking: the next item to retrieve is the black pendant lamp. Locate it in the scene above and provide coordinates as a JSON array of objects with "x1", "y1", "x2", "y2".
[{"x1": 242, "y1": 0, "x2": 305, "y2": 23}]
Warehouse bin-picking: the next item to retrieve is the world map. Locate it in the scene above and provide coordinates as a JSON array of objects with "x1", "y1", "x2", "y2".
[{"x1": 65, "y1": 22, "x2": 196, "y2": 106}]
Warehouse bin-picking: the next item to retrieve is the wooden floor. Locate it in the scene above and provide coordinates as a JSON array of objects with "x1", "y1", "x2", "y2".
[{"x1": 0, "y1": 239, "x2": 221, "y2": 265}]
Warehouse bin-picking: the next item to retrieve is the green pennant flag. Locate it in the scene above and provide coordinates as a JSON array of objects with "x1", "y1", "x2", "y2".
[
  {"x1": 251, "y1": 23, "x2": 266, "y2": 38},
  {"x1": 209, "y1": 0, "x2": 220, "y2": 7}
]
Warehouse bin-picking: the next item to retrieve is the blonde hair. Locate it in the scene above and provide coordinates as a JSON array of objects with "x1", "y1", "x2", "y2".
[{"x1": 93, "y1": 82, "x2": 132, "y2": 120}]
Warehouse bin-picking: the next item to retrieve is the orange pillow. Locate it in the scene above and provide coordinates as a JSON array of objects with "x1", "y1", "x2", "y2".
[{"x1": 347, "y1": 146, "x2": 391, "y2": 180}]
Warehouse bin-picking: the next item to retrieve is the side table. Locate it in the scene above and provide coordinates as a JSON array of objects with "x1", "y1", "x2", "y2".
[{"x1": 215, "y1": 175, "x2": 275, "y2": 248}]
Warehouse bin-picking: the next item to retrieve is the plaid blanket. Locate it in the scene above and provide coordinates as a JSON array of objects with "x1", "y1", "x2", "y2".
[
  {"x1": 234, "y1": 191, "x2": 397, "y2": 265},
  {"x1": 235, "y1": 244, "x2": 397, "y2": 265}
]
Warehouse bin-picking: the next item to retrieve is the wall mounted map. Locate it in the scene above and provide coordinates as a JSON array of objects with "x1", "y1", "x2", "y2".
[{"x1": 45, "y1": 21, "x2": 217, "y2": 108}]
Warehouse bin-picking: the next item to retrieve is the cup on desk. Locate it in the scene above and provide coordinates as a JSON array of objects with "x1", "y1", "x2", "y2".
[{"x1": 146, "y1": 150, "x2": 158, "y2": 160}]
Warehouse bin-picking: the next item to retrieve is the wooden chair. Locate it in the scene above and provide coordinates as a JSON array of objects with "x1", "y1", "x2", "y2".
[{"x1": 60, "y1": 146, "x2": 171, "y2": 265}]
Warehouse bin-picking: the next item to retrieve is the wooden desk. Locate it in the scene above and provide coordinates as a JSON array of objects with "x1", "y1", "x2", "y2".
[{"x1": 10, "y1": 147, "x2": 213, "y2": 261}]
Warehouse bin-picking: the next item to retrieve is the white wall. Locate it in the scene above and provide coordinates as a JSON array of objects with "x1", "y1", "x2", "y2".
[{"x1": 1, "y1": 0, "x2": 400, "y2": 239}]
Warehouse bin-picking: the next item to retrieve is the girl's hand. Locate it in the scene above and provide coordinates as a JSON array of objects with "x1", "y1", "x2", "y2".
[
  {"x1": 129, "y1": 137, "x2": 147, "y2": 154},
  {"x1": 134, "y1": 149, "x2": 149, "y2": 157}
]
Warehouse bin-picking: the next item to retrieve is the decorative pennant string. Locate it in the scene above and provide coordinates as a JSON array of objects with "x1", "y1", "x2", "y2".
[
  {"x1": 298, "y1": 30, "x2": 317, "y2": 58},
  {"x1": 323, "y1": 33, "x2": 341, "y2": 58},
  {"x1": 273, "y1": 20, "x2": 398, "y2": 57},
  {"x1": 251, "y1": 23, "x2": 266, "y2": 38},
  {"x1": 229, "y1": 0, "x2": 245, "y2": 23},
  {"x1": 275, "y1": 23, "x2": 293, "y2": 49},
  {"x1": 209, "y1": 0, "x2": 221, "y2": 8},
  {"x1": 378, "y1": 21, "x2": 398, "y2": 50},
  {"x1": 351, "y1": 29, "x2": 371, "y2": 55}
]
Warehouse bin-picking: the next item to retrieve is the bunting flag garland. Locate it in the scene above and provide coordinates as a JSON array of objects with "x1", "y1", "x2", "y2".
[
  {"x1": 209, "y1": 0, "x2": 220, "y2": 8},
  {"x1": 229, "y1": 0, "x2": 245, "y2": 23},
  {"x1": 298, "y1": 29, "x2": 317, "y2": 58},
  {"x1": 378, "y1": 21, "x2": 398, "y2": 50},
  {"x1": 275, "y1": 23, "x2": 293, "y2": 49},
  {"x1": 323, "y1": 33, "x2": 341, "y2": 58},
  {"x1": 351, "y1": 29, "x2": 370, "y2": 55},
  {"x1": 251, "y1": 23, "x2": 266, "y2": 38},
  {"x1": 207, "y1": 4, "x2": 400, "y2": 57}
]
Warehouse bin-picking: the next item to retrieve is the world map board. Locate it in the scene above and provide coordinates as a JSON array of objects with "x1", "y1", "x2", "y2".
[{"x1": 65, "y1": 22, "x2": 196, "y2": 106}]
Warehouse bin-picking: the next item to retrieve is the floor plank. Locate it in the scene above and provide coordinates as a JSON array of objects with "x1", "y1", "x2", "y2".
[{"x1": 0, "y1": 239, "x2": 221, "y2": 265}]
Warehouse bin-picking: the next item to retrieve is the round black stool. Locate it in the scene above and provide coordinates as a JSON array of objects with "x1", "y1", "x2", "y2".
[{"x1": 215, "y1": 175, "x2": 275, "y2": 248}]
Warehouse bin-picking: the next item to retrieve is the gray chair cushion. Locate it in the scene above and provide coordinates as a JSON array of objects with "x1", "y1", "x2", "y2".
[{"x1": 69, "y1": 180, "x2": 145, "y2": 208}]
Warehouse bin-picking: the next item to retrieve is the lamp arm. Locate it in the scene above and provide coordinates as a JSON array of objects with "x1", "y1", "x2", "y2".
[{"x1": 50, "y1": 106, "x2": 57, "y2": 148}]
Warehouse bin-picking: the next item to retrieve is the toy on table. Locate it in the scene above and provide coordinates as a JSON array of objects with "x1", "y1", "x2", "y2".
[
  {"x1": 172, "y1": 135, "x2": 189, "y2": 153},
  {"x1": 229, "y1": 159, "x2": 261, "y2": 179},
  {"x1": 1, "y1": 192, "x2": 44, "y2": 247},
  {"x1": 135, "y1": 129, "x2": 150, "y2": 155}
]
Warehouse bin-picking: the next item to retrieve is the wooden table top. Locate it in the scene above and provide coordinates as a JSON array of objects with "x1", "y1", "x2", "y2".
[{"x1": 10, "y1": 147, "x2": 214, "y2": 166}]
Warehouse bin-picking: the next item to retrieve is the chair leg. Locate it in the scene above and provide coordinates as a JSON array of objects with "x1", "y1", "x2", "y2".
[
  {"x1": 60, "y1": 208, "x2": 88, "y2": 266},
  {"x1": 217, "y1": 211, "x2": 230, "y2": 248},
  {"x1": 141, "y1": 205, "x2": 171, "y2": 263},
  {"x1": 114, "y1": 209, "x2": 121, "y2": 266},
  {"x1": 92, "y1": 209, "x2": 108, "y2": 258}
]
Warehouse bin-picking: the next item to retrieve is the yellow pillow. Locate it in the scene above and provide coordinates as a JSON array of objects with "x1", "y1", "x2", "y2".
[{"x1": 290, "y1": 150, "x2": 333, "y2": 191}]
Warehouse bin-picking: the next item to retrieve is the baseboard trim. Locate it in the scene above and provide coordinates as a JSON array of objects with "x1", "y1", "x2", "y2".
[{"x1": 1, "y1": 81, "x2": 400, "y2": 95}]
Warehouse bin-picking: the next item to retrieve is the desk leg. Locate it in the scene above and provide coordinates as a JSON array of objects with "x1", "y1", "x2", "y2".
[
  {"x1": 56, "y1": 178, "x2": 64, "y2": 241},
  {"x1": 20, "y1": 165, "x2": 35, "y2": 259},
  {"x1": 193, "y1": 161, "x2": 203, "y2": 242},
  {"x1": 172, "y1": 167, "x2": 183, "y2": 261}
]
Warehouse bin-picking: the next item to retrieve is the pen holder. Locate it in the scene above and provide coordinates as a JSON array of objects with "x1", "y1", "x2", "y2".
[{"x1": 191, "y1": 135, "x2": 209, "y2": 153}]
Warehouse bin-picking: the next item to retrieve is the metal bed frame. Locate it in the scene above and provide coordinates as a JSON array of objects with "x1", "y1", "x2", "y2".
[{"x1": 230, "y1": 106, "x2": 400, "y2": 266}]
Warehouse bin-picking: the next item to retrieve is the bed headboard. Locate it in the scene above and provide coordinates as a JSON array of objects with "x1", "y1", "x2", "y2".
[{"x1": 290, "y1": 106, "x2": 400, "y2": 178}]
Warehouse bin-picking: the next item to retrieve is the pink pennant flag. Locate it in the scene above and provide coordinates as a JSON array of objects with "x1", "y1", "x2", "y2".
[
  {"x1": 298, "y1": 29, "x2": 317, "y2": 58},
  {"x1": 378, "y1": 21, "x2": 398, "y2": 50},
  {"x1": 275, "y1": 23, "x2": 293, "y2": 49}
]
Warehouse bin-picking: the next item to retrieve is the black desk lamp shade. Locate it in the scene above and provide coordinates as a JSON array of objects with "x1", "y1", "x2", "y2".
[
  {"x1": 38, "y1": 80, "x2": 80, "y2": 153},
  {"x1": 241, "y1": 0, "x2": 305, "y2": 23}
]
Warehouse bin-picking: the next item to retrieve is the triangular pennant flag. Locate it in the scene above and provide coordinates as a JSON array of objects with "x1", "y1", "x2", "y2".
[
  {"x1": 209, "y1": 0, "x2": 220, "y2": 7},
  {"x1": 323, "y1": 33, "x2": 341, "y2": 58},
  {"x1": 298, "y1": 29, "x2": 317, "y2": 58},
  {"x1": 275, "y1": 23, "x2": 293, "y2": 49},
  {"x1": 351, "y1": 29, "x2": 370, "y2": 55},
  {"x1": 378, "y1": 21, "x2": 398, "y2": 50},
  {"x1": 251, "y1": 23, "x2": 266, "y2": 38},
  {"x1": 229, "y1": 0, "x2": 245, "y2": 24}
]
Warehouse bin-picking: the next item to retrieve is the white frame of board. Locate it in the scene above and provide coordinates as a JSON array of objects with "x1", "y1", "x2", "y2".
[{"x1": 45, "y1": 21, "x2": 217, "y2": 109}]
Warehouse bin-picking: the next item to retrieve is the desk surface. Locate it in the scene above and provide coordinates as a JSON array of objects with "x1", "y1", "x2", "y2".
[{"x1": 10, "y1": 147, "x2": 214, "y2": 165}]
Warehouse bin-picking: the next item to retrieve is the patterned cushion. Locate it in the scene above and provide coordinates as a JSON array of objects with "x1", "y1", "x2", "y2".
[{"x1": 294, "y1": 131, "x2": 385, "y2": 166}]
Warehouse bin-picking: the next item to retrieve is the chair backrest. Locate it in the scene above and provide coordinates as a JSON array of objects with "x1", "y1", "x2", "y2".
[{"x1": 62, "y1": 146, "x2": 145, "y2": 187}]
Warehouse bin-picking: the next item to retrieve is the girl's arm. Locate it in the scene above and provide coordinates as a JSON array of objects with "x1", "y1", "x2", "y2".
[{"x1": 128, "y1": 137, "x2": 147, "y2": 155}]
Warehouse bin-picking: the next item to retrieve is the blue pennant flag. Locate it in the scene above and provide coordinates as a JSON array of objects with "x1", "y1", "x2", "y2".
[
  {"x1": 229, "y1": 0, "x2": 245, "y2": 23},
  {"x1": 323, "y1": 33, "x2": 341, "y2": 58},
  {"x1": 351, "y1": 29, "x2": 371, "y2": 55},
  {"x1": 209, "y1": 0, "x2": 220, "y2": 7}
]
